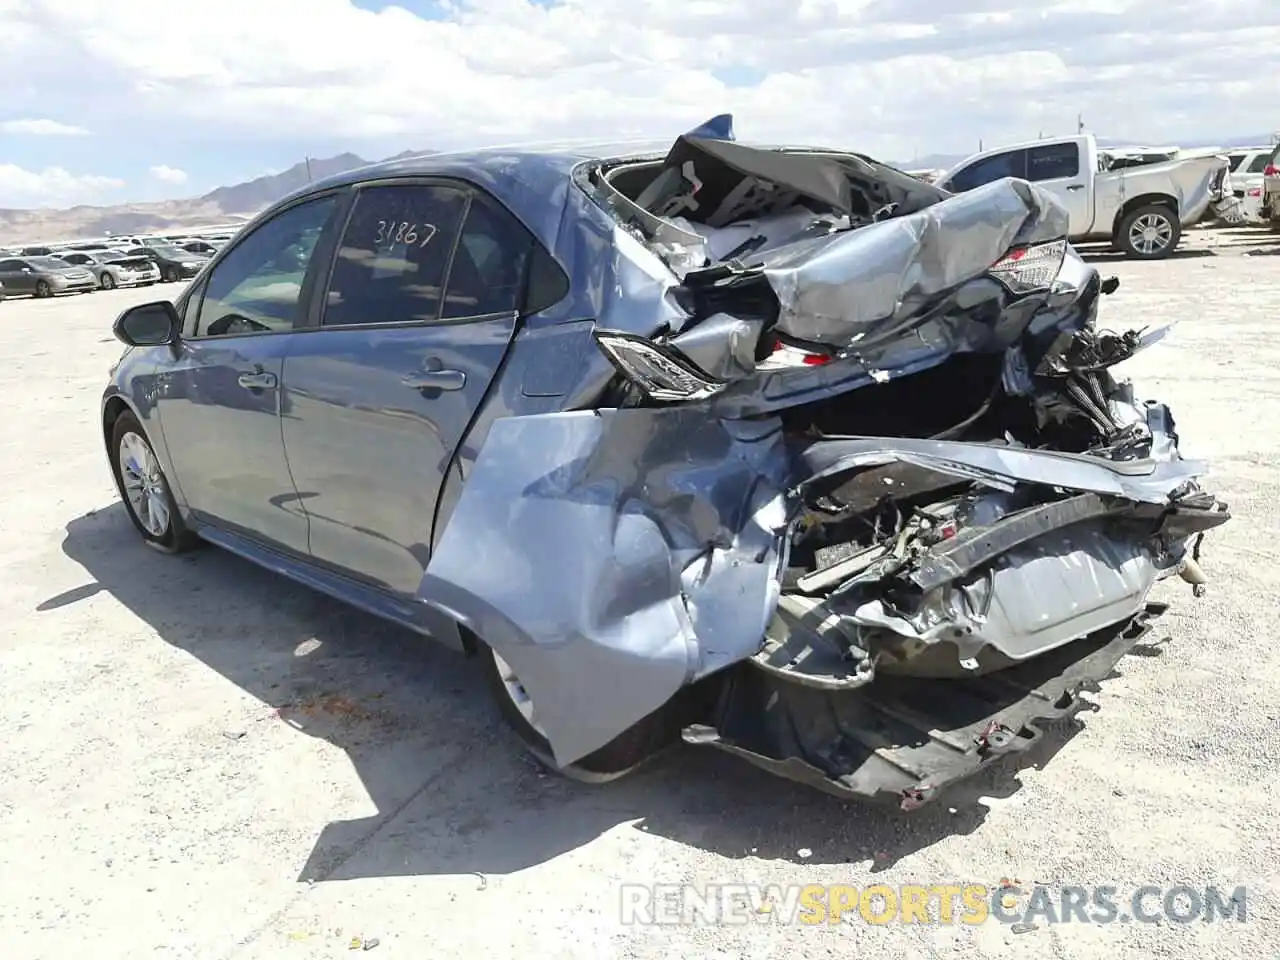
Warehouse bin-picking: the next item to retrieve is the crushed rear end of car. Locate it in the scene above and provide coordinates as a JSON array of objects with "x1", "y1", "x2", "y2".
[{"x1": 419, "y1": 117, "x2": 1230, "y2": 808}]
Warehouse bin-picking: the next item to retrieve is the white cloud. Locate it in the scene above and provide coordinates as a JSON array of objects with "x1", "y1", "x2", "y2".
[
  {"x1": 0, "y1": 165, "x2": 124, "y2": 208},
  {"x1": 149, "y1": 164, "x2": 188, "y2": 184},
  {"x1": 0, "y1": 118, "x2": 89, "y2": 136},
  {"x1": 0, "y1": 0, "x2": 1277, "y2": 202}
]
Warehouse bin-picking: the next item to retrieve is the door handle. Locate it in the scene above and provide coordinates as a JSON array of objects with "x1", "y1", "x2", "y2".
[
  {"x1": 402, "y1": 369, "x2": 466, "y2": 391},
  {"x1": 1066, "y1": 184, "x2": 1085, "y2": 191},
  {"x1": 237, "y1": 370, "x2": 278, "y2": 390}
]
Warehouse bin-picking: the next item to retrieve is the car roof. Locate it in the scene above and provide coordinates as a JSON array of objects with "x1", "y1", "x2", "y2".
[{"x1": 303, "y1": 137, "x2": 854, "y2": 194}]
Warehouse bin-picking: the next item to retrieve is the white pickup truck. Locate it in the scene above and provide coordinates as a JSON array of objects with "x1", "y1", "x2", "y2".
[{"x1": 936, "y1": 134, "x2": 1235, "y2": 259}]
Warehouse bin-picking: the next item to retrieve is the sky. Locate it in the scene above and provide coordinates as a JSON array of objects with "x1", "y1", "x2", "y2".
[{"x1": 0, "y1": 0, "x2": 1276, "y2": 209}]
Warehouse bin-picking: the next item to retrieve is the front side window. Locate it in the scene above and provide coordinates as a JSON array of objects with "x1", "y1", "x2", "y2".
[
  {"x1": 1026, "y1": 142, "x2": 1081, "y2": 181},
  {"x1": 322, "y1": 183, "x2": 468, "y2": 327},
  {"x1": 194, "y1": 195, "x2": 337, "y2": 337},
  {"x1": 1247, "y1": 153, "x2": 1271, "y2": 174},
  {"x1": 946, "y1": 150, "x2": 1028, "y2": 192}
]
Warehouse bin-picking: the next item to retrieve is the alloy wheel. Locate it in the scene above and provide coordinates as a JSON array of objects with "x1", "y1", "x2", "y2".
[
  {"x1": 118, "y1": 431, "x2": 171, "y2": 538},
  {"x1": 1128, "y1": 213, "x2": 1173, "y2": 255}
]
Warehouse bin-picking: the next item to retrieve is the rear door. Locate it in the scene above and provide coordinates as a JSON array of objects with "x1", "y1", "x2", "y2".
[{"x1": 280, "y1": 179, "x2": 536, "y2": 598}]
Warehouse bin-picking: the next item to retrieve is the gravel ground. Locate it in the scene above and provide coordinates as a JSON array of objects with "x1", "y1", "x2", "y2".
[{"x1": 1, "y1": 226, "x2": 1277, "y2": 959}]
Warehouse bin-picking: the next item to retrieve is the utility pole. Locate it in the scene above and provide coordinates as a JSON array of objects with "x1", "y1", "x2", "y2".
[
  {"x1": 304, "y1": 155, "x2": 313, "y2": 182},
  {"x1": 1077, "y1": 113, "x2": 1084, "y2": 134},
  {"x1": 978, "y1": 137, "x2": 983, "y2": 152}
]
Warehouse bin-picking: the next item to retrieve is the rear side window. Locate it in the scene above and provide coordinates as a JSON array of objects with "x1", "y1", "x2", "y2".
[
  {"x1": 1026, "y1": 142, "x2": 1080, "y2": 181},
  {"x1": 440, "y1": 192, "x2": 535, "y2": 319},
  {"x1": 322, "y1": 183, "x2": 468, "y2": 326},
  {"x1": 947, "y1": 149, "x2": 1028, "y2": 192}
]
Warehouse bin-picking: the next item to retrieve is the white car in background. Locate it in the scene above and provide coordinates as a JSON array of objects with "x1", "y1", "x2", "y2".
[
  {"x1": 1263, "y1": 142, "x2": 1280, "y2": 229},
  {"x1": 1224, "y1": 147, "x2": 1272, "y2": 221}
]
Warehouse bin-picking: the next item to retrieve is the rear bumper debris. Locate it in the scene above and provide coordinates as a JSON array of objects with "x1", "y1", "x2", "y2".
[{"x1": 684, "y1": 602, "x2": 1167, "y2": 810}]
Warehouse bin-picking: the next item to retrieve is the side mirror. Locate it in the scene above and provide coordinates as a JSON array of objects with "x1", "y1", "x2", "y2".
[
  {"x1": 21, "y1": 267, "x2": 31, "y2": 273},
  {"x1": 113, "y1": 300, "x2": 179, "y2": 347}
]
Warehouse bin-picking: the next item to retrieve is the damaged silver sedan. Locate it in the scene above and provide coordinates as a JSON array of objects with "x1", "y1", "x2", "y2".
[{"x1": 102, "y1": 115, "x2": 1229, "y2": 810}]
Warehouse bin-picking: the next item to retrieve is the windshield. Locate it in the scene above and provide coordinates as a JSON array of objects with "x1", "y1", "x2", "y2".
[
  {"x1": 29, "y1": 256, "x2": 73, "y2": 269},
  {"x1": 152, "y1": 245, "x2": 195, "y2": 257}
]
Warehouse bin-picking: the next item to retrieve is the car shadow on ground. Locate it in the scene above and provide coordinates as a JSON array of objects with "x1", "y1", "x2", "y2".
[
  {"x1": 42, "y1": 503, "x2": 1095, "y2": 883},
  {"x1": 1077, "y1": 246, "x2": 1216, "y2": 263}
]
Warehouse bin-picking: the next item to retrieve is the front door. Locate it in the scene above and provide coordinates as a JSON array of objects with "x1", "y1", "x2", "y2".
[
  {"x1": 1025, "y1": 141, "x2": 1094, "y2": 236},
  {"x1": 152, "y1": 193, "x2": 343, "y2": 554},
  {"x1": 280, "y1": 180, "x2": 535, "y2": 597},
  {"x1": 0, "y1": 259, "x2": 35, "y2": 295}
]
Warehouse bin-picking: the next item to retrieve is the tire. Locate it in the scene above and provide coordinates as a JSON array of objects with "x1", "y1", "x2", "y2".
[
  {"x1": 108, "y1": 411, "x2": 199, "y2": 553},
  {"x1": 479, "y1": 640, "x2": 680, "y2": 782},
  {"x1": 163, "y1": 266, "x2": 179, "y2": 283},
  {"x1": 1116, "y1": 204, "x2": 1182, "y2": 259},
  {"x1": 34, "y1": 280, "x2": 51, "y2": 298},
  {"x1": 100, "y1": 272, "x2": 116, "y2": 290}
]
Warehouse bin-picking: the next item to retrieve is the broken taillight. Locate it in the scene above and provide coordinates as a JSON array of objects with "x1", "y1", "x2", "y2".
[
  {"x1": 1264, "y1": 164, "x2": 1278, "y2": 176},
  {"x1": 593, "y1": 329, "x2": 728, "y2": 402},
  {"x1": 758, "y1": 340, "x2": 833, "y2": 370},
  {"x1": 988, "y1": 238, "x2": 1068, "y2": 295}
]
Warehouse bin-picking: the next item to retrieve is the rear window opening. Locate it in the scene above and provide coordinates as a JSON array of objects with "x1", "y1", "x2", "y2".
[{"x1": 587, "y1": 139, "x2": 946, "y2": 281}]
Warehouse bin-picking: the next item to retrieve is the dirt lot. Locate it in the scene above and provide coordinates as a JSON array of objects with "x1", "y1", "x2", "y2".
[{"x1": 2, "y1": 227, "x2": 1277, "y2": 959}]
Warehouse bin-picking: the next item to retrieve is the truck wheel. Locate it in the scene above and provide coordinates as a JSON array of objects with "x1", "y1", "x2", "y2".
[
  {"x1": 1117, "y1": 204, "x2": 1181, "y2": 259},
  {"x1": 479, "y1": 641, "x2": 680, "y2": 782}
]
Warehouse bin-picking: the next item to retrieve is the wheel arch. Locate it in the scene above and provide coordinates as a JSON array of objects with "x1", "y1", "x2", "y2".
[
  {"x1": 101, "y1": 392, "x2": 188, "y2": 512},
  {"x1": 102, "y1": 394, "x2": 133, "y2": 451},
  {"x1": 1112, "y1": 193, "x2": 1178, "y2": 236}
]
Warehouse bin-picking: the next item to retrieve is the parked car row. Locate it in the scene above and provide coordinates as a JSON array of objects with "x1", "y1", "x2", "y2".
[
  {"x1": 0, "y1": 242, "x2": 211, "y2": 300},
  {"x1": 0, "y1": 227, "x2": 240, "y2": 301}
]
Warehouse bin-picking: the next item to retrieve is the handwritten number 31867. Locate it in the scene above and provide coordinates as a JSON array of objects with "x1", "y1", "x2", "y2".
[{"x1": 374, "y1": 221, "x2": 437, "y2": 247}]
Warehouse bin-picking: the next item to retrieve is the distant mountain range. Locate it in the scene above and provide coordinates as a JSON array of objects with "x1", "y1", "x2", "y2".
[
  {"x1": 3, "y1": 132, "x2": 1274, "y2": 244},
  {"x1": 0, "y1": 149, "x2": 432, "y2": 244}
]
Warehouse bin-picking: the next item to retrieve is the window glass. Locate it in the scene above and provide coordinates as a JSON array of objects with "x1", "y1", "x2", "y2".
[
  {"x1": 181, "y1": 278, "x2": 208, "y2": 338},
  {"x1": 1247, "y1": 153, "x2": 1271, "y2": 174},
  {"x1": 1227, "y1": 153, "x2": 1246, "y2": 172},
  {"x1": 1026, "y1": 142, "x2": 1080, "y2": 181},
  {"x1": 946, "y1": 150, "x2": 1028, "y2": 192},
  {"x1": 0, "y1": 260, "x2": 20, "y2": 271},
  {"x1": 440, "y1": 192, "x2": 535, "y2": 319},
  {"x1": 195, "y1": 195, "x2": 336, "y2": 337},
  {"x1": 322, "y1": 184, "x2": 467, "y2": 326}
]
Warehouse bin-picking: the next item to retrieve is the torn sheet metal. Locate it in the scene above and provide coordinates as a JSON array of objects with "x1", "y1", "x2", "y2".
[
  {"x1": 794, "y1": 431, "x2": 1205, "y2": 506},
  {"x1": 418, "y1": 408, "x2": 791, "y2": 767},
  {"x1": 750, "y1": 178, "x2": 1069, "y2": 349}
]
